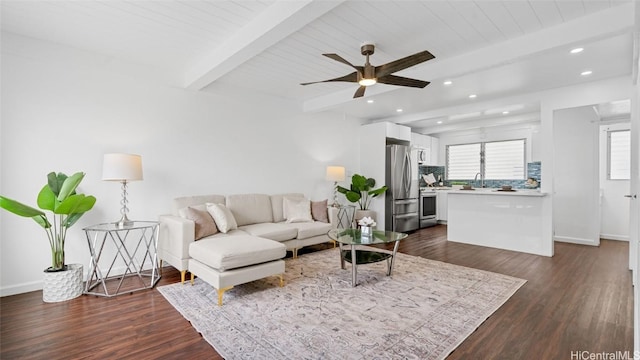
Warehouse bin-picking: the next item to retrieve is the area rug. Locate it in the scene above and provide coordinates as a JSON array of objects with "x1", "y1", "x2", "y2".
[{"x1": 158, "y1": 248, "x2": 526, "y2": 359}]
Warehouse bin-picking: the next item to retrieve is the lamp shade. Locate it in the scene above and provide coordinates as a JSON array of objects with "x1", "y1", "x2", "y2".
[
  {"x1": 102, "y1": 153, "x2": 143, "y2": 181},
  {"x1": 326, "y1": 166, "x2": 345, "y2": 182}
]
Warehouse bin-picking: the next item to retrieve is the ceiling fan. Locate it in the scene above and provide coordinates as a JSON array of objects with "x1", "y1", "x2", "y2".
[{"x1": 301, "y1": 44, "x2": 435, "y2": 98}]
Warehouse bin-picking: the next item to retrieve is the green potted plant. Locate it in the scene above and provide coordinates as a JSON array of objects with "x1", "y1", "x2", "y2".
[
  {"x1": 0, "y1": 171, "x2": 96, "y2": 302},
  {"x1": 336, "y1": 174, "x2": 387, "y2": 224}
]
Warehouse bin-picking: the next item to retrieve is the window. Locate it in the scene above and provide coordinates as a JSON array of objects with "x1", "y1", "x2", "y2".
[
  {"x1": 608, "y1": 130, "x2": 630, "y2": 180},
  {"x1": 484, "y1": 140, "x2": 525, "y2": 180},
  {"x1": 447, "y1": 139, "x2": 525, "y2": 180},
  {"x1": 446, "y1": 143, "x2": 480, "y2": 179}
]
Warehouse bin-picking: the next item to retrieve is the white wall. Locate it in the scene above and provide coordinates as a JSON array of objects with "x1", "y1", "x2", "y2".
[
  {"x1": 0, "y1": 33, "x2": 363, "y2": 296},
  {"x1": 599, "y1": 122, "x2": 631, "y2": 241},
  {"x1": 552, "y1": 106, "x2": 601, "y2": 245}
]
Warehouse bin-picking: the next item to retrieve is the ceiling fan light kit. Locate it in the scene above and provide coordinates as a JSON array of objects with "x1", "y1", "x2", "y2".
[
  {"x1": 358, "y1": 43, "x2": 376, "y2": 86},
  {"x1": 358, "y1": 78, "x2": 377, "y2": 86},
  {"x1": 301, "y1": 43, "x2": 435, "y2": 98}
]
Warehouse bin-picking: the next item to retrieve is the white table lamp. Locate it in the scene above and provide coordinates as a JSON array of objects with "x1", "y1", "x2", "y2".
[
  {"x1": 102, "y1": 153, "x2": 143, "y2": 228},
  {"x1": 326, "y1": 166, "x2": 345, "y2": 207}
]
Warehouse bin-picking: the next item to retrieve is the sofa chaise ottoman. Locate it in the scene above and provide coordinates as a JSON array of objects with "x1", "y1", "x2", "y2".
[
  {"x1": 158, "y1": 193, "x2": 338, "y2": 305},
  {"x1": 188, "y1": 235, "x2": 285, "y2": 306}
]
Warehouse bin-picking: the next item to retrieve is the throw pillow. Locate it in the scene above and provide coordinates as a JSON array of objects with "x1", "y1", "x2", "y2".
[
  {"x1": 178, "y1": 204, "x2": 207, "y2": 219},
  {"x1": 311, "y1": 199, "x2": 329, "y2": 223},
  {"x1": 283, "y1": 197, "x2": 313, "y2": 223},
  {"x1": 185, "y1": 206, "x2": 218, "y2": 240},
  {"x1": 206, "y1": 203, "x2": 238, "y2": 233}
]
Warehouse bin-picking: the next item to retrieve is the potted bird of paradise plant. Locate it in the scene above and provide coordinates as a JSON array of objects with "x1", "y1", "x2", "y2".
[
  {"x1": 336, "y1": 174, "x2": 387, "y2": 225},
  {"x1": 0, "y1": 171, "x2": 96, "y2": 302}
]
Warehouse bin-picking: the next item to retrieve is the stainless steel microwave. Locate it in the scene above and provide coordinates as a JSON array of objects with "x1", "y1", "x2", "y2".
[{"x1": 417, "y1": 149, "x2": 428, "y2": 164}]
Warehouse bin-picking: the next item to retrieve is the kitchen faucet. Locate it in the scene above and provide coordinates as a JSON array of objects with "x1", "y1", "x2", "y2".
[{"x1": 474, "y1": 172, "x2": 484, "y2": 188}]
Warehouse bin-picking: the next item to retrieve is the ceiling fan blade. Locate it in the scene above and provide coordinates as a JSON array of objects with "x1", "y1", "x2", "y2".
[
  {"x1": 300, "y1": 72, "x2": 359, "y2": 85},
  {"x1": 353, "y1": 85, "x2": 366, "y2": 98},
  {"x1": 323, "y1": 54, "x2": 363, "y2": 73},
  {"x1": 375, "y1": 50, "x2": 435, "y2": 78},
  {"x1": 377, "y1": 74, "x2": 430, "y2": 88}
]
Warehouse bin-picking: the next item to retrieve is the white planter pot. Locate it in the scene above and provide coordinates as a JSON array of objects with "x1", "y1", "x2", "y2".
[{"x1": 42, "y1": 264, "x2": 83, "y2": 303}]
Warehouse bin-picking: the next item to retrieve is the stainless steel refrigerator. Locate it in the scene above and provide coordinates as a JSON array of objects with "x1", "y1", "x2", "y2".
[{"x1": 385, "y1": 144, "x2": 419, "y2": 232}]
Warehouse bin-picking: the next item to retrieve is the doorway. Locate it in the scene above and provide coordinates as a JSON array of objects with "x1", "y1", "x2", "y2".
[
  {"x1": 599, "y1": 122, "x2": 631, "y2": 241},
  {"x1": 552, "y1": 100, "x2": 631, "y2": 246}
]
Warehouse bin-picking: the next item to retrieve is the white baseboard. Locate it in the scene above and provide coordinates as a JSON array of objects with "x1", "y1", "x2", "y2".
[
  {"x1": 554, "y1": 236, "x2": 599, "y2": 246},
  {"x1": 0, "y1": 263, "x2": 165, "y2": 297},
  {"x1": 600, "y1": 234, "x2": 630, "y2": 241},
  {"x1": 0, "y1": 280, "x2": 43, "y2": 297}
]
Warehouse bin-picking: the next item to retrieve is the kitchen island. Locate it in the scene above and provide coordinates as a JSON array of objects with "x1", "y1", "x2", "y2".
[{"x1": 447, "y1": 189, "x2": 553, "y2": 257}]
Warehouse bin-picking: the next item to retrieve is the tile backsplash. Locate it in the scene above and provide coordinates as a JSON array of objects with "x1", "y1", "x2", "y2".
[
  {"x1": 527, "y1": 161, "x2": 541, "y2": 182},
  {"x1": 419, "y1": 166, "x2": 445, "y2": 187},
  {"x1": 418, "y1": 161, "x2": 541, "y2": 189}
]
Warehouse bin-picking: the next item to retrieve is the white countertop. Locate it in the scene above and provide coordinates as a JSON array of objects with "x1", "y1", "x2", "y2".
[
  {"x1": 420, "y1": 187, "x2": 451, "y2": 192},
  {"x1": 448, "y1": 189, "x2": 547, "y2": 197}
]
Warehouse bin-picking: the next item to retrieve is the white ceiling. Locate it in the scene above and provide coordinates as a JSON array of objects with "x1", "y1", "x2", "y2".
[{"x1": 1, "y1": 0, "x2": 636, "y2": 135}]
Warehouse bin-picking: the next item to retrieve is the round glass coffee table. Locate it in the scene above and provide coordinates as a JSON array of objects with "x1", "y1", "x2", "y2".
[{"x1": 327, "y1": 228, "x2": 408, "y2": 287}]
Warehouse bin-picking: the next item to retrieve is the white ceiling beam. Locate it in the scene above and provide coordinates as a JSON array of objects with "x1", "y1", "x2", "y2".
[
  {"x1": 303, "y1": 2, "x2": 635, "y2": 113},
  {"x1": 382, "y1": 91, "x2": 546, "y2": 125},
  {"x1": 388, "y1": 75, "x2": 630, "y2": 134},
  {"x1": 381, "y1": 76, "x2": 628, "y2": 127},
  {"x1": 184, "y1": 0, "x2": 345, "y2": 91},
  {"x1": 417, "y1": 113, "x2": 540, "y2": 135}
]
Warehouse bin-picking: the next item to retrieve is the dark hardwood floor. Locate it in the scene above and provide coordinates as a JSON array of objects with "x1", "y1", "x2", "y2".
[{"x1": 1, "y1": 225, "x2": 633, "y2": 359}]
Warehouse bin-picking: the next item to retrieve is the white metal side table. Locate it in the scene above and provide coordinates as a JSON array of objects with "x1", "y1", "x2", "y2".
[
  {"x1": 83, "y1": 221, "x2": 160, "y2": 297},
  {"x1": 336, "y1": 204, "x2": 356, "y2": 229}
]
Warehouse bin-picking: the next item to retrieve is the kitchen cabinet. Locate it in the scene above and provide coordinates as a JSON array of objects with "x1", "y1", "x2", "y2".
[
  {"x1": 430, "y1": 137, "x2": 440, "y2": 165},
  {"x1": 411, "y1": 132, "x2": 428, "y2": 148},
  {"x1": 437, "y1": 190, "x2": 448, "y2": 222},
  {"x1": 411, "y1": 132, "x2": 440, "y2": 166},
  {"x1": 386, "y1": 122, "x2": 411, "y2": 142},
  {"x1": 413, "y1": 133, "x2": 431, "y2": 148},
  {"x1": 412, "y1": 133, "x2": 430, "y2": 165}
]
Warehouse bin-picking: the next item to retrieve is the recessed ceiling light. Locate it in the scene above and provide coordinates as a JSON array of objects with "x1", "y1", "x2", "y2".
[
  {"x1": 469, "y1": 94, "x2": 477, "y2": 99},
  {"x1": 443, "y1": 80, "x2": 452, "y2": 85},
  {"x1": 437, "y1": 120, "x2": 443, "y2": 124},
  {"x1": 396, "y1": 108, "x2": 403, "y2": 113},
  {"x1": 367, "y1": 99, "x2": 374, "y2": 104},
  {"x1": 570, "y1": 47, "x2": 584, "y2": 54},
  {"x1": 502, "y1": 111, "x2": 509, "y2": 115},
  {"x1": 581, "y1": 70, "x2": 593, "y2": 76}
]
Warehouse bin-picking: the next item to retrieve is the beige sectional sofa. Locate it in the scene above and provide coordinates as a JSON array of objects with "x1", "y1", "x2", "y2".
[{"x1": 158, "y1": 193, "x2": 338, "y2": 305}]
